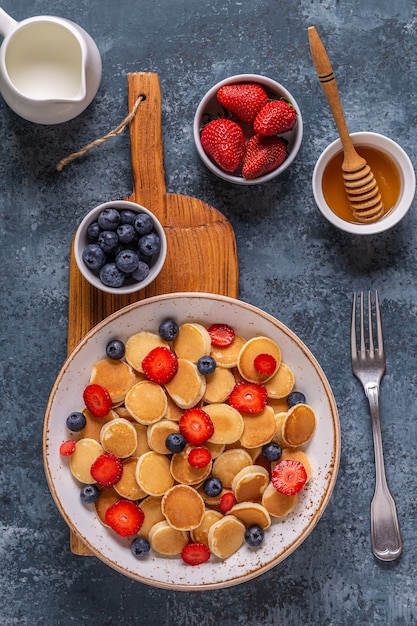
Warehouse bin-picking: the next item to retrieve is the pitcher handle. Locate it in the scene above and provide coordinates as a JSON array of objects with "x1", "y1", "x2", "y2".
[{"x1": 0, "y1": 8, "x2": 17, "y2": 37}]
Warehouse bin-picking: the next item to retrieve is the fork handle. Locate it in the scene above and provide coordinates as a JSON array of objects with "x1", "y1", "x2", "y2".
[{"x1": 367, "y1": 386, "x2": 402, "y2": 561}]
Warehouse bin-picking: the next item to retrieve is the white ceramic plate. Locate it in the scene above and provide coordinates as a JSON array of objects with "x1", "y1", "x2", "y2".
[{"x1": 43, "y1": 293, "x2": 340, "y2": 590}]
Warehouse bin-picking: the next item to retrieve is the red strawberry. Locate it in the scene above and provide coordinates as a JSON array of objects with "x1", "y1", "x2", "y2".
[
  {"x1": 142, "y1": 346, "x2": 178, "y2": 384},
  {"x1": 59, "y1": 440, "x2": 76, "y2": 456},
  {"x1": 200, "y1": 118, "x2": 246, "y2": 173},
  {"x1": 179, "y1": 408, "x2": 214, "y2": 445},
  {"x1": 207, "y1": 323, "x2": 235, "y2": 347},
  {"x1": 216, "y1": 83, "x2": 269, "y2": 123},
  {"x1": 253, "y1": 99, "x2": 297, "y2": 136},
  {"x1": 228, "y1": 381, "x2": 268, "y2": 414},
  {"x1": 219, "y1": 491, "x2": 236, "y2": 513},
  {"x1": 242, "y1": 135, "x2": 288, "y2": 180},
  {"x1": 90, "y1": 452, "x2": 123, "y2": 486},
  {"x1": 83, "y1": 384, "x2": 112, "y2": 418},
  {"x1": 271, "y1": 459, "x2": 307, "y2": 496},
  {"x1": 181, "y1": 542, "x2": 211, "y2": 566},
  {"x1": 105, "y1": 499, "x2": 145, "y2": 537},
  {"x1": 188, "y1": 446, "x2": 212, "y2": 468},
  {"x1": 254, "y1": 353, "x2": 277, "y2": 376}
]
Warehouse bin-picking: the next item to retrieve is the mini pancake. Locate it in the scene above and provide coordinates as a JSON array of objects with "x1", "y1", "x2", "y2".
[
  {"x1": 100, "y1": 418, "x2": 138, "y2": 458},
  {"x1": 89, "y1": 358, "x2": 137, "y2": 405},
  {"x1": 137, "y1": 496, "x2": 165, "y2": 539},
  {"x1": 267, "y1": 397, "x2": 289, "y2": 414},
  {"x1": 164, "y1": 359, "x2": 206, "y2": 409},
  {"x1": 210, "y1": 335, "x2": 246, "y2": 368},
  {"x1": 94, "y1": 487, "x2": 119, "y2": 526},
  {"x1": 281, "y1": 404, "x2": 316, "y2": 447},
  {"x1": 130, "y1": 422, "x2": 151, "y2": 457},
  {"x1": 135, "y1": 451, "x2": 174, "y2": 496},
  {"x1": 203, "y1": 367, "x2": 235, "y2": 404},
  {"x1": 204, "y1": 440, "x2": 225, "y2": 460},
  {"x1": 147, "y1": 419, "x2": 180, "y2": 454},
  {"x1": 172, "y1": 323, "x2": 211, "y2": 362},
  {"x1": 161, "y1": 484, "x2": 205, "y2": 531},
  {"x1": 170, "y1": 445, "x2": 212, "y2": 485},
  {"x1": 197, "y1": 485, "x2": 230, "y2": 507},
  {"x1": 69, "y1": 438, "x2": 103, "y2": 484},
  {"x1": 125, "y1": 331, "x2": 169, "y2": 372},
  {"x1": 212, "y1": 448, "x2": 253, "y2": 489},
  {"x1": 191, "y1": 510, "x2": 223, "y2": 546},
  {"x1": 148, "y1": 520, "x2": 189, "y2": 556},
  {"x1": 261, "y1": 481, "x2": 298, "y2": 517},
  {"x1": 165, "y1": 394, "x2": 183, "y2": 421},
  {"x1": 280, "y1": 448, "x2": 312, "y2": 482},
  {"x1": 237, "y1": 336, "x2": 282, "y2": 383},
  {"x1": 264, "y1": 363, "x2": 295, "y2": 399},
  {"x1": 80, "y1": 408, "x2": 116, "y2": 442},
  {"x1": 231, "y1": 465, "x2": 270, "y2": 502},
  {"x1": 227, "y1": 501, "x2": 271, "y2": 529},
  {"x1": 114, "y1": 457, "x2": 146, "y2": 500},
  {"x1": 125, "y1": 380, "x2": 167, "y2": 425},
  {"x1": 208, "y1": 515, "x2": 246, "y2": 559},
  {"x1": 239, "y1": 405, "x2": 276, "y2": 449},
  {"x1": 272, "y1": 412, "x2": 287, "y2": 448},
  {"x1": 205, "y1": 403, "x2": 244, "y2": 445}
]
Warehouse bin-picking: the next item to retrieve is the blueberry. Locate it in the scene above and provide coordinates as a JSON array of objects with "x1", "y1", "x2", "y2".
[
  {"x1": 116, "y1": 223, "x2": 137, "y2": 244},
  {"x1": 197, "y1": 355, "x2": 216, "y2": 376},
  {"x1": 245, "y1": 525, "x2": 264, "y2": 547},
  {"x1": 165, "y1": 432, "x2": 187, "y2": 453},
  {"x1": 106, "y1": 339, "x2": 125, "y2": 360},
  {"x1": 287, "y1": 391, "x2": 306, "y2": 407},
  {"x1": 80, "y1": 484, "x2": 100, "y2": 504},
  {"x1": 115, "y1": 249, "x2": 140, "y2": 274},
  {"x1": 119, "y1": 209, "x2": 138, "y2": 225},
  {"x1": 66, "y1": 411, "x2": 86, "y2": 432},
  {"x1": 134, "y1": 213, "x2": 154, "y2": 235},
  {"x1": 203, "y1": 477, "x2": 223, "y2": 497},
  {"x1": 100, "y1": 263, "x2": 126, "y2": 288},
  {"x1": 138, "y1": 232, "x2": 160, "y2": 256},
  {"x1": 132, "y1": 261, "x2": 150, "y2": 282},
  {"x1": 262, "y1": 442, "x2": 282, "y2": 462},
  {"x1": 98, "y1": 208, "x2": 121, "y2": 231},
  {"x1": 82, "y1": 243, "x2": 107, "y2": 270},
  {"x1": 158, "y1": 319, "x2": 179, "y2": 341},
  {"x1": 87, "y1": 221, "x2": 101, "y2": 241},
  {"x1": 98, "y1": 230, "x2": 119, "y2": 254},
  {"x1": 131, "y1": 536, "x2": 151, "y2": 558}
]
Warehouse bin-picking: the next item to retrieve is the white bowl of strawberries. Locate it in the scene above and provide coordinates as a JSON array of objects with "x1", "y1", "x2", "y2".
[{"x1": 193, "y1": 74, "x2": 303, "y2": 184}]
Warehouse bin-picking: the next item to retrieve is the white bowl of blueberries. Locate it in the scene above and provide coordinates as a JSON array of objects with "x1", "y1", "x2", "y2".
[{"x1": 74, "y1": 200, "x2": 167, "y2": 295}]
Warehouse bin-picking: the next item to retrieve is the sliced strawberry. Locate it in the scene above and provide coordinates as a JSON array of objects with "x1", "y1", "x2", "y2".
[
  {"x1": 59, "y1": 440, "x2": 76, "y2": 456},
  {"x1": 142, "y1": 346, "x2": 178, "y2": 384},
  {"x1": 219, "y1": 491, "x2": 236, "y2": 513},
  {"x1": 188, "y1": 446, "x2": 212, "y2": 468},
  {"x1": 83, "y1": 384, "x2": 112, "y2": 417},
  {"x1": 105, "y1": 499, "x2": 145, "y2": 537},
  {"x1": 254, "y1": 353, "x2": 277, "y2": 376},
  {"x1": 271, "y1": 459, "x2": 307, "y2": 496},
  {"x1": 179, "y1": 408, "x2": 214, "y2": 445},
  {"x1": 181, "y1": 542, "x2": 211, "y2": 566},
  {"x1": 90, "y1": 452, "x2": 123, "y2": 486},
  {"x1": 228, "y1": 381, "x2": 268, "y2": 414},
  {"x1": 207, "y1": 323, "x2": 235, "y2": 347}
]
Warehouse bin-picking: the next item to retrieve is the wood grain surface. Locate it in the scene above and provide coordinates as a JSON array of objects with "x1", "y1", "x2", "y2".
[{"x1": 68, "y1": 72, "x2": 238, "y2": 555}]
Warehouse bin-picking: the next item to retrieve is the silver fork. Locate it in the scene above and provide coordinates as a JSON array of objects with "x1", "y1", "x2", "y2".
[{"x1": 351, "y1": 291, "x2": 402, "y2": 561}]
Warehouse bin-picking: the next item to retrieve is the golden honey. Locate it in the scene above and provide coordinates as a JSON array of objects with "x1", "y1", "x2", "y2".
[{"x1": 322, "y1": 145, "x2": 401, "y2": 223}]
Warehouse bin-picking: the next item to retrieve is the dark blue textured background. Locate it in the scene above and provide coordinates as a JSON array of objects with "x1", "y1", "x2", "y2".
[{"x1": 1, "y1": 0, "x2": 416, "y2": 624}]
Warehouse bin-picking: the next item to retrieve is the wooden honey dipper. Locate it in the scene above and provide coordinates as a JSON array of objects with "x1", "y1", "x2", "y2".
[{"x1": 308, "y1": 26, "x2": 384, "y2": 223}]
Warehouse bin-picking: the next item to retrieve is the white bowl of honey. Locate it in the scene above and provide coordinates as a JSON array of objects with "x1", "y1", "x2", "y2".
[{"x1": 312, "y1": 132, "x2": 415, "y2": 234}]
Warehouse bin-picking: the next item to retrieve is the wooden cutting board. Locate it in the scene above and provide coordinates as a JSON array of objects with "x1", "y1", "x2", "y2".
[{"x1": 68, "y1": 72, "x2": 238, "y2": 555}]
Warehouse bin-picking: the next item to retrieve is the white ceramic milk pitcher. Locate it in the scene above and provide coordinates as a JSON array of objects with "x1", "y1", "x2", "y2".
[{"x1": 0, "y1": 8, "x2": 102, "y2": 124}]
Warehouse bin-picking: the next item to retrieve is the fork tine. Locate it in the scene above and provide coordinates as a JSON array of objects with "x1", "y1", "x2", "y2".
[
  {"x1": 351, "y1": 292, "x2": 358, "y2": 358},
  {"x1": 375, "y1": 290, "x2": 384, "y2": 355},
  {"x1": 368, "y1": 291, "x2": 374, "y2": 358},
  {"x1": 360, "y1": 291, "x2": 366, "y2": 357}
]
